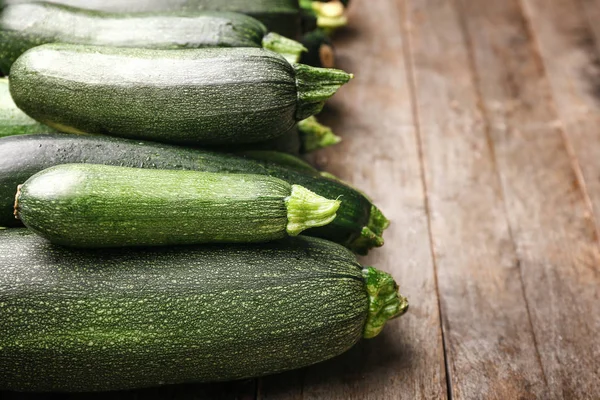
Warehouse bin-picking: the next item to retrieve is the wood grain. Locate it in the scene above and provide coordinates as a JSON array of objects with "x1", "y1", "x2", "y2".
[
  {"x1": 513, "y1": 0, "x2": 600, "y2": 396},
  {"x1": 456, "y1": 0, "x2": 600, "y2": 397},
  {"x1": 258, "y1": 0, "x2": 447, "y2": 399},
  {"x1": 404, "y1": 0, "x2": 550, "y2": 398},
  {"x1": 580, "y1": 0, "x2": 600, "y2": 50}
]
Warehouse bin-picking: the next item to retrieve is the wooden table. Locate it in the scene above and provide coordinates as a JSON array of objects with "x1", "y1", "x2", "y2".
[{"x1": 5, "y1": 0, "x2": 600, "y2": 398}]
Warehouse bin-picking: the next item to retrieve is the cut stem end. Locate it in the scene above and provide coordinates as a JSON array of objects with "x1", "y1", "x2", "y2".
[
  {"x1": 362, "y1": 267, "x2": 408, "y2": 339},
  {"x1": 285, "y1": 184, "x2": 341, "y2": 236},
  {"x1": 312, "y1": 1, "x2": 348, "y2": 30},
  {"x1": 295, "y1": 63, "x2": 353, "y2": 120}
]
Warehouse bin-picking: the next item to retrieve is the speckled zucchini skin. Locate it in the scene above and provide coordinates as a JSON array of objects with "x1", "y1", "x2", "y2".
[
  {"x1": 0, "y1": 78, "x2": 55, "y2": 137},
  {"x1": 0, "y1": 229, "x2": 368, "y2": 392},
  {"x1": 10, "y1": 45, "x2": 305, "y2": 145},
  {"x1": 16, "y1": 164, "x2": 302, "y2": 248},
  {"x1": 0, "y1": 4, "x2": 270, "y2": 75},
  {"x1": 0, "y1": 134, "x2": 373, "y2": 252},
  {"x1": 3, "y1": 0, "x2": 301, "y2": 38},
  {"x1": 9, "y1": 45, "x2": 353, "y2": 145}
]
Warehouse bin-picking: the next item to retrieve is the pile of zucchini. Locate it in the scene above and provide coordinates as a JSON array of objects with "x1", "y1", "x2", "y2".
[{"x1": 0, "y1": 0, "x2": 408, "y2": 393}]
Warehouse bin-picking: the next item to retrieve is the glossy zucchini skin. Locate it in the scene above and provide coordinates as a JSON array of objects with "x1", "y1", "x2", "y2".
[
  {"x1": 15, "y1": 164, "x2": 340, "y2": 248},
  {"x1": 0, "y1": 78, "x2": 56, "y2": 137},
  {"x1": 3, "y1": 0, "x2": 301, "y2": 38},
  {"x1": 9, "y1": 44, "x2": 351, "y2": 145},
  {"x1": 0, "y1": 229, "x2": 407, "y2": 392},
  {"x1": 0, "y1": 134, "x2": 385, "y2": 253},
  {"x1": 0, "y1": 4, "x2": 300, "y2": 75}
]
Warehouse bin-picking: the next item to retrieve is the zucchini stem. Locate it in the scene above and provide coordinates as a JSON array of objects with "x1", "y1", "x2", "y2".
[
  {"x1": 294, "y1": 64, "x2": 353, "y2": 120},
  {"x1": 362, "y1": 267, "x2": 409, "y2": 339},
  {"x1": 285, "y1": 185, "x2": 341, "y2": 235},
  {"x1": 297, "y1": 116, "x2": 342, "y2": 152},
  {"x1": 262, "y1": 33, "x2": 307, "y2": 64},
  {"x1": 300, "y1": 1, "x2": 348, "y2": 31},
  {"x1": 316, "y1": 172, "x2": 390, "y2": 254},
  {"x1": 349, "y1": 206, "x2": 390, "y2": 255}
]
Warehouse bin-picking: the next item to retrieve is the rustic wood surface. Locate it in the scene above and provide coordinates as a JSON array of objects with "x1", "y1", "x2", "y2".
[{"x1": 4, "y1": 0, "x2": 600, "y2": 398}]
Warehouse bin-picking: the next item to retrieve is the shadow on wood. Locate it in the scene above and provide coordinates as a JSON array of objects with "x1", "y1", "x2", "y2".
[{"x1": 2, "y1": 380, "x2": 256, "y2": 400}]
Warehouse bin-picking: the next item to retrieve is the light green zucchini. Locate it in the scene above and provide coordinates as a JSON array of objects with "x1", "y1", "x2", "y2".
[{"x1": 15, "y1": 163, "x2": 340, "y2": 248}]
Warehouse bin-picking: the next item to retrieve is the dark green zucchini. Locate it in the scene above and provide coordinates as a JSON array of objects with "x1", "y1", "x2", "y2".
[
  {"x1": 10, "y1": 44, "x2": 352, "y2": 145},
  {"x1": 0, "y1": 4, "x2": 306, "y2": 75},
  {"x1": 0, "y1": 77, "x2": 56, "y2": 137},
  {"x1": 222, "y1": 116, "x2": 341, "y2": 155},
  {"x1": 2, "y1": 77, "x2": 339, "y2": 152},
  {"x1": 0, "y1": 229, "x2": 407, "y2": 392},
  {"x1": 15, "y1": 164, "x2": 340, "y2": 248},
  {"x1": 0, "y1": 134, "x2": 388, "y2": 254},
  {"x1": 4, "y1": 0, "x2": 302, "y2": 38}
]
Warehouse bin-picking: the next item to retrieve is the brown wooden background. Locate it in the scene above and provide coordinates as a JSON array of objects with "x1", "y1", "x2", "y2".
[{"x1": 5, "y1": 0, "x2": 600, "y2": 398}]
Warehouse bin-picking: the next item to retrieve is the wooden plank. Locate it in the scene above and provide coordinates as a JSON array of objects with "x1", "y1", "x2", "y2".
[
  {"x1": 258, "y1": 0, "x2": 447, "y2": 399},
  {"x1": 580, "y1": 0, "x2": 600, "y2": 50},
  {"x1": 404, "y1": 0, "x2": 549, "y2": 398},
  {"x1": 457, "y1": 0, "x2": 600, "y2": 397},
  {"x1": 520, "y1": 0, "x2": 600, "y2": 230}
]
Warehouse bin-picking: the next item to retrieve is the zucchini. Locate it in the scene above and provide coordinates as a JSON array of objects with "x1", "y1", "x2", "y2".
[
  {"x1": 0, "y1": 229, "x2": 408, "y2": 392},
  {"x1": 0, "y1": 4, "x2": 306, "y2": 75},
  {"x1": 0, "y1": 77, "x2": 56, "y2": 137},
  {"x1": 221, "y1": 116, "x2": 341, "y2": 155},
  {"x1": 0, "y1": 134, "x2": 388, "y2": 254},
  {"x1": 15, "y1": 164, "x2": 340, "y2": 248},
  {"x1": 10, "y1": 44, "x2": 352, "y2": 145},
  {"x1": 3, "y1": 0, "x2": 302, "y2": 39}
]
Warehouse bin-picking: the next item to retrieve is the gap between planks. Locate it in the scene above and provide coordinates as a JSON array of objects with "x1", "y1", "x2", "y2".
[
  {"x1": 451, "y1": 0, "x2": 547, "y2": 389},
  {"x1": 399, "y1": 0, "x2": 455, "y2": 399}
]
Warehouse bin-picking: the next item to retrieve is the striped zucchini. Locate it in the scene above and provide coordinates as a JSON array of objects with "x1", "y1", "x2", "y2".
[
  {"x1": 0, "y1": 134, "x2": 388, "y2": 254},
  {"x1": 0, "y1": 229, "x2": 408, "y2": 392},
  {"x1": 0, "y1": 4, "x2": 306, "y2": 75},
  {"x1": 0, "y1": 78, "x2": 56, "y2": 137},
  {"x1": 15, "y1": 164, "x2": 340, "y2": 248},
  {"x1": 3, "y1": 0, "x2": 302, "y2": 38},
  {"x1": 9, "y1": 44, "x2": 352, "y2": 145}
]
